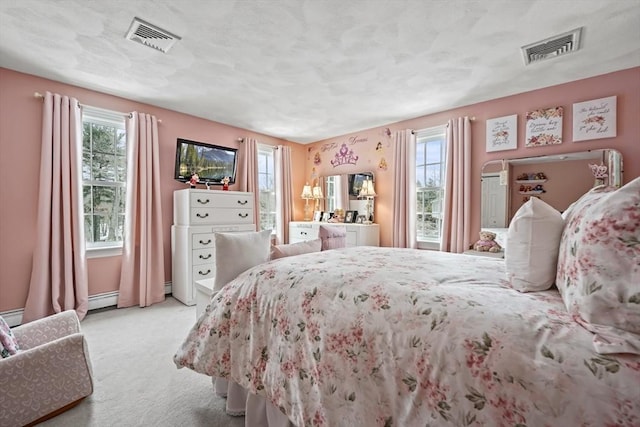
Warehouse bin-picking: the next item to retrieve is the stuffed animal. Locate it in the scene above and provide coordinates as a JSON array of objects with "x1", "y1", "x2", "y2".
[{"x1": 473, "y1": 231, "x2": 502, "y2": 253}]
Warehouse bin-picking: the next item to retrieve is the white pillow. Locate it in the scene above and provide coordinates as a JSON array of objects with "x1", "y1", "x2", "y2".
[
  {"x1": 505, "y1": 197, "x2": 564, "y2": 292},
  {"x1": 270, "y1": 238, "x2": 322, "y2": 260},
  {"x1": 213, "y1": 230, "x2": 272, "y2": 292}
]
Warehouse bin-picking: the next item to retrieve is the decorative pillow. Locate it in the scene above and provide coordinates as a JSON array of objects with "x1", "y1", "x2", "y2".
[
  {"x1": 318, "y1": 225, "x2": 347, "y2": 251},
  {"x1": 270, "y1": 238, "x2": 322, "y2": 260},
  {"x1": 556, "y1": 178, "x2": 640, "y2": 355},
  {"x1": 505, "y1": 197, "x2": 564, "y2": 292},
  {"x1": 213, "y1": 230, "x2": 272, "y2": 292},
  {"x1": 0, "y1": 316, "x2": 19, "y2": 358}
]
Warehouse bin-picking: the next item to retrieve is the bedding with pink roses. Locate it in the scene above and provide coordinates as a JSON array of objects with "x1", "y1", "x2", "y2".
[{"x1": 174, "y1": 247, "x2": 639, "y2": 426}]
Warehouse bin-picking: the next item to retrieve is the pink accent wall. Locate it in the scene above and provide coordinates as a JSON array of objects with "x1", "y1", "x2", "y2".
[
  {"x1": 0, "y1": 68, "x2": 306, "y2": 312},
  {"x1": 306, "y1": 67, "x2": 640, "y2": 247},
  {"x1": 1, "y1": 67, "x2": 638, "y2": 312}
]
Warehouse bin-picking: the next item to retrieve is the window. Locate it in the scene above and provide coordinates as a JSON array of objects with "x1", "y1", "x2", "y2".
[
  {"x1": 257, "y1": 144, "x2": 276, "y2": 233},
  {"x1": 81, "y1": 107, "x2": 127, "y2": 252},
  {"x1": 325, "y1": 175, "x2": 337, "y2": 213},
  {"x1": 415, "y1": 125, "x2": 447, "y2": 247}
]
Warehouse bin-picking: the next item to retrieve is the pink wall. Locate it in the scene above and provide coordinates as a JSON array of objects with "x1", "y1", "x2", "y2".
[
  {"x1": 306, "y1": 67, "x2": 640, "y2": 247},
  {"x1": 0, "y1": 68, "x2": 307, "y2": 312},
  {"x1": 1, "y1": 66, "x2": 638, "y2": 312}
]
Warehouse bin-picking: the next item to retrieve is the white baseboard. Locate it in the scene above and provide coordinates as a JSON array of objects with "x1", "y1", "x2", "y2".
[{"x1": 1, "y1": 282, "x2": 172, "y2": 327}]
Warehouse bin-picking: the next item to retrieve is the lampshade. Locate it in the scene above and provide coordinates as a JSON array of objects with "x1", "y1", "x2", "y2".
[
  {"x1": 301, "y1": 183, "x2": 313, "y2": 199},
  {"x1": 359, "y1": 179, "x2": 377, "y2": 198},
  {"x1": 312, "y1": 185, "x2": 324, "y2": 199}
]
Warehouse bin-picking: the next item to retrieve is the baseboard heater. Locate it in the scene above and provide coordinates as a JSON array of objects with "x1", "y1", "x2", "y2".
[{"x1": 1, "y1": 282, "x2": 172, "y2": 327}]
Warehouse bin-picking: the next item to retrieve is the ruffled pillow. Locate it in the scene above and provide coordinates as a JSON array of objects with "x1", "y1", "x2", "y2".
[
  {"x1": 0, "y1": 316, "x2": 19, "y2": 358},
  {"x1": 556, "y1": 178, "x2": 640, "y2": 354}
]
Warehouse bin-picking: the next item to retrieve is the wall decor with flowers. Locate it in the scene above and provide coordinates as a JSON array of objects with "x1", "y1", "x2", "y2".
[
  {"x1": 572, "y1": 96, "x2": 617, "y2": 142},
  {"x1": 525, "y1": 106, "x2": 563, "y2": 147},
  {"x1": 486, "y1": 114, "x2": 518, "y2": 152}
]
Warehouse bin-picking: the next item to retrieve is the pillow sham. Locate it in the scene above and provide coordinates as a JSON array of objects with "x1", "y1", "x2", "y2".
[
  {"x1": 0, "y1": 316, "x2": 19, "y2": 358},
  {"x1": 213, "y1": 230, "x2": 272, "y2": 292},
  {"x1": 556, "y1": 178, "x2": 640, "y2": 355},
  {"x1": 505, "y1": 197, "x2": 564, "y2": 292},
  {"x1": 318, "y1": 225, "x2": 347, "y2": 250},
  {"x1": 270, "y1": 238, "x2": 322, "y2": 260}
]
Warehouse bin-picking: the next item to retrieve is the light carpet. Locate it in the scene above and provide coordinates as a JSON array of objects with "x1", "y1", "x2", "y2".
[{"x1": 39, "y1": 297, "x2": 244, "y2": 427}]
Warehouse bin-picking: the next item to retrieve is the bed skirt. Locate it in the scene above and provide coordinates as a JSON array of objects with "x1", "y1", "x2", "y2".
[{"x1": 214, "y1": 377, "x2": 295, "y2": 427}]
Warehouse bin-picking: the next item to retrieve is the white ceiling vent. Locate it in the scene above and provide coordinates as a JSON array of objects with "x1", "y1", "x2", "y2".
[
  {"x1": 521, "y1": 27, "x2": 582, "y2": 65},
  {"x1": 125, "y1": 17, "x2": 181, "y2": 53}
]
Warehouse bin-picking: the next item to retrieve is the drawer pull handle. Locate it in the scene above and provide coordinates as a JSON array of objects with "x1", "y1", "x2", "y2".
[
  {"x1": 198, "y1": 269, "x2": 211, "y2": 276},
  {"x1": 196, "y1": 213, "x2": 210, "y2": 218},
  {"x1": 199, "y1": 254, "x2": 212, "y2": 260},
  {"x1": 196, "y1": 198, "x2": 210, "y2": 204},
  {"x1": 237, "y1": 200, "x2": 248, "y2": 205},
  {"x1": 301, "y1": 231, "x2": 307, "y2": 235},
  {"x1": 199, "y1": 239, "x2": 212, "y2": 245},
  {"x1": 238, "y1": 213, "x2": 249, "y2": 218}
]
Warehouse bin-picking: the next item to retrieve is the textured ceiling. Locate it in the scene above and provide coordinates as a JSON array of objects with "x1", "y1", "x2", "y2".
[{"x1": 1, "y1": 0, "x2": 639, "y2": 143}]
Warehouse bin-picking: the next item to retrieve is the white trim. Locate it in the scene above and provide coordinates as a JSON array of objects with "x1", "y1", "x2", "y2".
[
  {"x1": 86, "y1": 246, "x2": 123, "y2": 258},
  {"x1": 1, "y1": 282, "x2": 172, "y2": 327}
]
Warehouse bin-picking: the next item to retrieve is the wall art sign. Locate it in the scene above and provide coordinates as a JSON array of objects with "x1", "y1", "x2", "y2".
[
  {"x1": 486, "y1": 114, "x2": 518, "y2": 152},
  {"x1": 525, "y1": 107, "x2": 563, "y2": 147},
  {"x1": 572, "y1": 96, "x2": 617, "y2": 142}
]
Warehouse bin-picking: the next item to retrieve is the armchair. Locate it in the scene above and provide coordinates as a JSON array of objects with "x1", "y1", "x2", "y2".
[{"x1": 0, "y1": 310, "x2": 94, "y2": 427}]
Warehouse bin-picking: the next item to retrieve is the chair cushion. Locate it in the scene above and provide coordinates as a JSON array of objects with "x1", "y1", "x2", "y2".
[
  {"x1": 505, "y1": 197, "x2": 564, "y2": 292},
  {"x1": 270, "y1": 239, "x2": 322, "y2": 260},
  {"x1": 556, "y1": 178, "x2": 640, "y2": 355},
  {"x1": 319, "y1": 225, "x2": 347, "y2": 250},
  {"x1": 213, "y1": 230, "x2": 272, "y2": 292},
  {"x1": 0, "y1": 316, "x2": 19, "y2": 358}
]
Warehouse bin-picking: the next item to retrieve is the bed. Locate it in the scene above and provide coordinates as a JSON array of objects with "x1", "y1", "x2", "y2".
[
  {"x1": 174, "y1": 245, "x2": 640, "y2": 426},
  {"x1": 175, "y1": 177, "x2": 640, "y2": 426}
]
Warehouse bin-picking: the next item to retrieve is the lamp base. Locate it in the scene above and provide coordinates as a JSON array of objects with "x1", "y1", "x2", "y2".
[{"x1": 303, "y1": 202, "x2": 313, "y2": 221}]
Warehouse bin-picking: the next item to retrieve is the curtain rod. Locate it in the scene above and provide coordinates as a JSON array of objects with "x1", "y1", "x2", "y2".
[{"x1": 33, "y1": 92, "x2": 162, "y2": 123}]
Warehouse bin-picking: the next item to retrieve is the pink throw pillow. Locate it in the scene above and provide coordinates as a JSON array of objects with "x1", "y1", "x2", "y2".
[
  {"x1": 270, "y1": 239, "x2": 322, "y2": 260},
  {"x1": 318, "y1": 225, "x2": 347, "y2": 250},
  {"x1": 556, "y1": 178, "x2": 640, "y2": 354}
]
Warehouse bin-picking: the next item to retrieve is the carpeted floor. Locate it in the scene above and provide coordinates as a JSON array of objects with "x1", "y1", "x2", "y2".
[{"x1": 39, "y1": 297, "x2": 245, "y2": 427}]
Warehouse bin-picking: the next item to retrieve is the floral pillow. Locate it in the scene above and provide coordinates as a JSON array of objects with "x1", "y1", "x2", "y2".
[
  {"x1": 556, "y1": 178, "x2": 640, "y2": 354},
  {"x1": 0, "y1": 316, "x2": 19, "y2": 358}
]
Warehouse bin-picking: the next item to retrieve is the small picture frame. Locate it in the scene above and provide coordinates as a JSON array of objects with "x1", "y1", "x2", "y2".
[
  {"x1": 313, "y1": 211, "x2": 322, "y2": 222},
  {"x1": 345, "y1": 210, "x2": 355, "y2": 223},
  {"x1": 321, "y1": 212, "x2": 331, "y2": 222},
  {"x1": 355, "y1": 215, "x2": 366, "y2": 224}
]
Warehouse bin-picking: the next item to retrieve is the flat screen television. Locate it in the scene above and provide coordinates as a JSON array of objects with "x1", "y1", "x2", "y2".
[{"x1": 174, "y1": 138, "x2": 238, "y2": 185}]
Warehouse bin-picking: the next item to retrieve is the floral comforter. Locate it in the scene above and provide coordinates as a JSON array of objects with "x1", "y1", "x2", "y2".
[{"x1": 174, "y1": 247, "x2": 640, "y2": 427}]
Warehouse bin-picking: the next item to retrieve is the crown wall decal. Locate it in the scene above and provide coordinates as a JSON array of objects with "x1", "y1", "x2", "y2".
[{"x1": 331, "y1": 144, "x2": 359, "y2": 167}]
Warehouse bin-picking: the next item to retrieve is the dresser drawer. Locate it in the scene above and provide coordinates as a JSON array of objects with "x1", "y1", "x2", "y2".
[
  {"x1": 189, "y1": 208, "x2": 253, "y2": 225},
  {"x1": 192, "y1": 248, "x2": 214, "y2": 265},
  {"x1": 192, "y1": 264, "x2": 216, "y2": 282},
  {"x1": 346, "y1": 231, "x2": 358, "y2": 247},
  {"x1": 189, "y1": 192, "x2": 254, "y2": 209},
  {"x1": 192, "y1": 233, "x2": 215, "y2": 249},
  {"x1": 290, "y1": 224, "x2": 318, "y2": 241}
]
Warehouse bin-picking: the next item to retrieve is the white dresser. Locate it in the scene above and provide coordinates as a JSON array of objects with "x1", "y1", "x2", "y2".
[
  {"x1": 172, "y1": 189, "x2": 255, "y2": 306},
  {"x1": 289, "y1": 221, "x2": 380, "y2": 247}
]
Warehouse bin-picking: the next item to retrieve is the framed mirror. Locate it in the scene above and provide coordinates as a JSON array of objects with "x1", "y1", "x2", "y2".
[
  {"x1": 318, "y1": 172, "x2": 374, "y2": 217},
  {"x1": 480, "y1": 149, "x2": 623, "y2": 229}
]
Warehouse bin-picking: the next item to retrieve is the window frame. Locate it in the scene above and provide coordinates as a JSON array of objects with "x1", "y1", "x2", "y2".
[
  {"x1": 257, "y1": 144, "x2": 277, "y2": 234},
  {"x1": 415, "y1": 125, "x2": 447, "y2": 250},
  {"x1": 81, "y1": 106, "x2": 127, "y2": 258}
]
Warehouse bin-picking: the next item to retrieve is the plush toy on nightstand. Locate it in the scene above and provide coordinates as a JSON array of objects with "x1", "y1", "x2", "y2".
[{"x1": 473, "y1": 231, "x2": 502, "y2": 253}]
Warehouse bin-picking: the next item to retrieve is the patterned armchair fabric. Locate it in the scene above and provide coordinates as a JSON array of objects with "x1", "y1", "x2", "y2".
[{"x1": 0, "y1": 310, "x2": 94, "y2": 427}]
